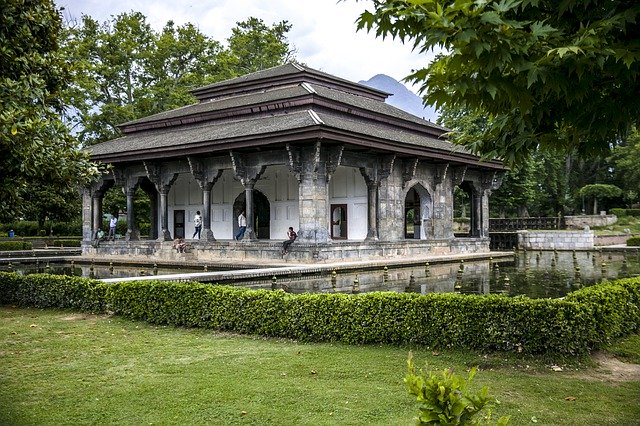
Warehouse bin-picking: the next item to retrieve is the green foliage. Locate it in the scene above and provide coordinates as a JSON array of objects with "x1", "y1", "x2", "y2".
[
  {"x1": 627, "y1": 236, "x2": 640, "y2": 246},
  {"x1": 62, "y1": 13, "x2": 295, "y2": 146},
  {"x1": 565, "y1": 278, "x2": 640, "y2": 345},
  {"x1": 405, "y1": 353, "x2": 509, "y2": 425},
  {"x1": 19, "y1": 181, "x2": 81, "y2": 226},
  {"x1": 357, "y1": 0, "x2": 640, "y2": 163},
  {"x1": 0, "y1": 272, "x2": 106, "y2": 312},
  {"x1": 0, "y1": 220, "x2": 81, "y2": 237},
  {"x1": 0, "y1": 241, "x2": 32, "y2": 251},
  {"x1": 610, "y1": 208, "x2": 627, "y2": 217},
  {"x1": 609, "y1": 128, "x2": 640, "y2": 206},
  {"x1": 578, "y1": 184, "x2": 623, "y2": 199},
  {"x1": 0, "y1": 0, "x2": 99, "y2": 221},
  {"x1": 2, "y1": 273, "x2": 639, "y2": 355},
  {"x1": 215, "y1": 18, "x2": 295, "y2": 79}
]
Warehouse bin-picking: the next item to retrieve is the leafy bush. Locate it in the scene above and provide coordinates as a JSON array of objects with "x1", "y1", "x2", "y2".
[
  {"x1": 0, "y1": 241, "x2": 32, "y2": 251},
  {"x1": 565, "y1": 278, "x2": 640, "y2": 345},
  {"x1": 0, "y1": 272, "x2": 107, "y2": 312},
  {"x1": 0, "y1": 220, "x2": 82, "y2": 237},
  {"x1": 627, "y1": 236, "x2": 640, "y2": 246},
  {"x1": 405, "y1": 353, "x2": 509, "y2": 425},
  {"x1": 611, "y1": 208, "x2": 640, "y2": 218},
  {"x1": 50, "y1": 239, "x2": 82, "y2": 247},
  {"x1": 1, "y1": 273, "x2": 638, "y2": 355},
  {"x1": 610, "y1": 208, "x2": 627, "y2": 217}
]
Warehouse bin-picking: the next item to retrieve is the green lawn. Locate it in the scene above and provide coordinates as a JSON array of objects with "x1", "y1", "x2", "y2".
[{"x1": 1, "y1": 307, "x2": 638, "y2": 425}]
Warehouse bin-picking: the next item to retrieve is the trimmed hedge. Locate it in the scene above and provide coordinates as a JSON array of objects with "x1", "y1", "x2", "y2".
[
  {"x1": 627, "y1": 236, "x2": 640, "y2": 246},
  {"x1": 0, "y1": 241, "x2": 33, "y2": 251},
  {"x1": 1, "y1": 272, "x2": 638, "y2": 355},
  {"x1": 610, "y1": 208, "x2": 640, "y2": 218}
]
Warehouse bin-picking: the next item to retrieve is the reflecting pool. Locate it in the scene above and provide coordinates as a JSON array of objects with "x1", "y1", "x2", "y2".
[{"x1": 2, "y1": 250, "x2": 639, "y2": 299}]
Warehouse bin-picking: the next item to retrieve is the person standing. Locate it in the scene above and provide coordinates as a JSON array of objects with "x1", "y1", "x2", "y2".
[
  {"x1": 108, "y1": 215, "x2": 118, "y2": 240},
  {"x1": 282, "y1": 227, "x2": 297, "y2": 254},
  {"x1": 192, "y1": 210, "x2": 202, "y2": 239},
  {"x1": 235, "y1": 210, "x2": 247, "y2": 240}
]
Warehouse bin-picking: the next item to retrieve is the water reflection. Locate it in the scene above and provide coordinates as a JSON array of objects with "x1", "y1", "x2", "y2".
[{"x1": 2, "y1": 250, "x2": 639, "y2": 298}]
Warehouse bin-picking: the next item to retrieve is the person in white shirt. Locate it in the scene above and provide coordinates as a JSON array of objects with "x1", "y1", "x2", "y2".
[
  {"x1": 108, "y1": 215, "x2": 118, "y2": 240},
  {"x1": 192, "y1": 211, "x2": 202, "y2": 239},
  {"x1": 235, "y1": 210, "x2": 247, "y2": 240}
]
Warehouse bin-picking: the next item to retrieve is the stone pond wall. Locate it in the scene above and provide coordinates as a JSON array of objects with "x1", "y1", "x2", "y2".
[{"x1": 517, "y1": 230, "x2": 594, "y2": 250}]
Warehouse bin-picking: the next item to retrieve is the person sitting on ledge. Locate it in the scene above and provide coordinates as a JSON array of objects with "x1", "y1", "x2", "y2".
[
  {"x1": 282, "y1": 227, "x2": 297, "y2": 255},
  {"x1": 173, "y1": 238, "x2": 188, "y2": 253}
]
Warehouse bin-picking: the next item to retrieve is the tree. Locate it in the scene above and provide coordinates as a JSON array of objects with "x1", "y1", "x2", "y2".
[
  {"x1": 215, "y1": 18, "x2": 295, "y2": 79},
  {"x1": 609, "y1": 127, "x2": 640, "y2": 207},
  {"x1": 62, "y1": 12, "x2": 223, "y2": 145},
  {"x1": 579, "y1": 184, "x2": 623, "y2": 215},
  {"x1": 357, "y1": 0, "x2": 640, "y2": 163},
  {"x1": 0, "y1": 0, "x2": 98, "y2": 221},
  {"x1": 62, "y1": 14, "x2": 295, "y2": 146},
  {"x1": 20, "y1": 183, "x2": 81, "y2": 227}
]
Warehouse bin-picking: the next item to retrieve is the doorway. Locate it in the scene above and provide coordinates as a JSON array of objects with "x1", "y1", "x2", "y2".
[
  {"x1": 173, "y1": 210, "x2": 185, "y2": 239},
  {"x1": 331, "y1": 204, "x2": 347, "y2": 239},
  {"x1": 232, "y1": 190, "x2": 271, "y2": 239}
]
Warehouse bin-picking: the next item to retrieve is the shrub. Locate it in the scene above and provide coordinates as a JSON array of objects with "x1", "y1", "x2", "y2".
[
  {"x1": 50, "y1": 239, "x2": 82, "y2": 247},
  {"x1": 1, "y1": 273, "x2": 638, "y2": 355},
  {"x1": 627, "y1": 236, "x2": 640, "y2": 246},
  {"x1": 610, "y1": 208, "x2": 627, "y2": 217},
  {"x1": 405, "y1": 352, "x2": 509, "y2": 425},
  {"x1": 0, "y1": 241, "x2": 33, "y2": 251}
]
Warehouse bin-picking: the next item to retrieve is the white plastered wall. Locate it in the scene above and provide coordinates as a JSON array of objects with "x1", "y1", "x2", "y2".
[
  {"x1": 165, "y1": 166, "x2": 299, "y2": 240},
  {"x1": 329, "y1": 166, "x2": 368, "y2": 240}
]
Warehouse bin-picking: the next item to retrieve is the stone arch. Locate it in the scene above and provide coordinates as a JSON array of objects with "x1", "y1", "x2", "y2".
[
  {"x1": 404, "y1": 183, "x2": 433, "y2": 239},
  {"x1": 232, "y1": 189, "x2": 271, "y2": 239},
  {"x1": 456, "y1": 181, "x2": 475, "y2": 237}
]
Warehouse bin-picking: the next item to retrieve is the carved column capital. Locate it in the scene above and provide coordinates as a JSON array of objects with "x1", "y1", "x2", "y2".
[
  {"x1": 402, "y1": 158, "x2": 419, "y2": 187},
  {"x1": 452, "y1": 166, "x2": 468, "y2": 186},
  {"x1": 230, "y1": 151, "x2": 266, "y2": 185},
  {"x1": 187, "y1": 156, "x2": 223, "y2": 190}
]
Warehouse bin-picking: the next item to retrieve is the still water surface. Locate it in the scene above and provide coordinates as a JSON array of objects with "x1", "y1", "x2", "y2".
[{"x1": 3, "y1": 250, "x2": 639, "y2": 298}]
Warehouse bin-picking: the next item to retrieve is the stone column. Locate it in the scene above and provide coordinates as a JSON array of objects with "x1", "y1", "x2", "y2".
[
  {"x1": 148, "y1": 190, "x2": 159, "y2": 239},
  {"x1": 244, "y1": 181, "x2": 256, "y2": 240},
  {"x1": 201, "y1": 183, "x2": 214, "y2": 240},
  {"x1": 91, "y1": 191, "x2": 103, "y2": 239},
  {"x1": 188, "y1": 157, "x2": 223, "y2": 242},
  {"x1": 158, "y1": 187, "x2": 171, "y2": 240},
  {"x1": 230, "y1": 152, "x2": 265, "y2": 242},
  {"x1": 144, "y1": 161, "x2": 179, "y2": 241},
  {"x1": 125, "y1": 187, "x2": 139, "y2": 241},
  {"x1": 80, "y1": 186, "x2": 94, "y2": 242},
  {"x1": 288, "y1": 142, "x2": 342, "y2": 243},
  {"x1": 365, "y1": 180, "x2": 379, "y2": 240}
]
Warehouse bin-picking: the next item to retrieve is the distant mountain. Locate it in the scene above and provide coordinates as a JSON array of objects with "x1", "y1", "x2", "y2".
[{"x1": 359, "y1": 74, "x2": 439, "y2": 122}]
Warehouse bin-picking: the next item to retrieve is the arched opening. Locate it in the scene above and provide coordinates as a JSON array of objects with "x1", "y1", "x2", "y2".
[
  {"x1": 455, "y1": 182, "x2": 475, "y2": 237},
  {"x1": 404, "y1": 184, "x2": 432, "y2": 239},
  {"x1": 232, "y1": 190, "x2": 271, "y2": 239}
]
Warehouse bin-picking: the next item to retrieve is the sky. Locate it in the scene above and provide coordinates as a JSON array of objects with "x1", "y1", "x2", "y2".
[{"x1": 54, "y1": 0, "x2": 435, "y2": 91}]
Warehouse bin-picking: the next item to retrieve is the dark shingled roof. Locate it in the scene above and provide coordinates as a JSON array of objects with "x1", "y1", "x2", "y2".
[
  {"x1": 90, "y1": 110, "x2": 319, "y2": 157},
  {"x1": 191, "y1": 63, "x2": 389, "y2": 101},
  {"x1": 88, "y1": 63, "x2": 503, "y2": 169}
]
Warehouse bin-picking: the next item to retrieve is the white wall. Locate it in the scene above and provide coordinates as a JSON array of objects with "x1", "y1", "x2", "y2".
[
  {"x1": 329, "y1": 166, "x2": 368, "y2": 240},
  {"x1": 164, "y1": 166, "x2": 300, "y2": 240}
]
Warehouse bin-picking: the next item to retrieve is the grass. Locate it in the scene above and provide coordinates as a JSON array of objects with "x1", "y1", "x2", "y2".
[
  {"x1": 1, "y1": 307, "x2": 639, "y2": 425},
  {"x1": 592, "y1": 215, "x2": 640, "y2": 235},
  {"x1": 605, "y1": 334, "x2": 640, "y2": 364}
]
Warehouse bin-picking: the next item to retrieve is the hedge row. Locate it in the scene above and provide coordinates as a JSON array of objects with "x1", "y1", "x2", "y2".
[
  {"x1": 610, "y1": 208, "x2": 640, "y2": 217},
  {"x1": 0, "y1": 241, "x2": 33, "y2": 251},
  {"x1": 0, "y1": 221, "x2": 82, "y2": 237},
  {"x1": 627, "y1": 236, "x2": 640, "y2": 246},
  {"x1": 1, "y1": 272, "x2": 638, "y2": 355}
]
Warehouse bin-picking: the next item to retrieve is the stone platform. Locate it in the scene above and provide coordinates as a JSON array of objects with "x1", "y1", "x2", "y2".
[{"x1": 83, "y1": 237, "x2": 492, "y2": 264}]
